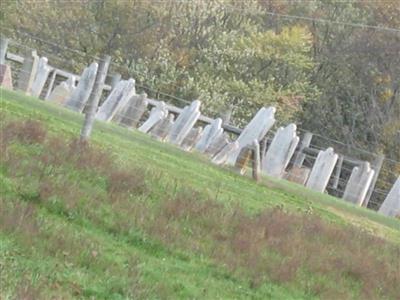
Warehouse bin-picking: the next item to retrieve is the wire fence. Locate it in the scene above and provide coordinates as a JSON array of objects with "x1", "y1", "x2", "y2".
[{"x1": 1, "y1": 35, "x2": 399, "y2": 215}]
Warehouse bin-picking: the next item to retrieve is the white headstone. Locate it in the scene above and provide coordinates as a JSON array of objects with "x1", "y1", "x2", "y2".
[
  {"x1": 64, "y1": 62, "x2": 98, "y2": 112},
  {"x1": 378, "y1": 177, "x2": 400, "y2": 217},
  {"x1": 342, "y1": 162, "x2": 375, "y2": 206},
  {"x1": 194, "y1": 118, "x2": 223, "y2": 153},
  {"x1": 226, "y1": 107, "x2": 276, "y2": 165},
  {"x1": 47, "y1": 76, "x2": 76, "y2": 105},
  {"x1": 117, "y1": 93, "x2": 148, "y2": 128},
  {"x1": 30, "y1": 57, "x2": 52, "y2": 97},
  {"x1": 262, "y1": 124, "x2": 299, "y2": 178},
  {"x1": 306, "y1": 147, "x2": 338, "y2": 192},
  {"x1": 138, "y1": 102, "x2": 168, "y2": 133},
  {"x1": 96, "y1": 79, "x2": 136, "y2": 122},
  {"x1": 166, "y1": 100, "x2": 201, "y2": 145}
]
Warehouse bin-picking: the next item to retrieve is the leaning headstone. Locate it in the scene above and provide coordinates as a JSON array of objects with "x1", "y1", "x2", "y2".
[
  {"x1": 47, "y1": 76, "x2": 76, "y2": 105},
  {"x1": 166, "y1": 100, "x2": 201, "y2": 146},
  {"x1": 181, "y1": 127, "x2": 203, "y2": 151},
  {"x1": 138, "y1": 102, "x2": 168, "y2": 133},
  {"x1": 204, "y1": 132, "x2": 229, "y2": 157},
  {"x1": 306, "y1": 147, "x2": 338, "y2": 193},
  {"x1": 195, "y1": 118, "x2": 223, "y2": 153},
  {"x1": 342, "y1": 162, "x2": 375, "y2": 206},
  {"x1": 262, "y1": 124, "x2": 299, "y2": 178},
  {"x1": 64, "y1": 62, "x2": 98, "y2": 112},
  {"x1": 96, "y1": 79, "x2": 136, "y2": 122},
  {"x1": 0, "y1": 64, "x2": 13, "y2": 89},
  {"x1": 30, "y1": 57, "x2": 52, "y2": 97},
  {"x1": 226, "y1": 107, "x2": 276, "y2": 165},
  {"x1": 378, "y1": 177, "x2": 400, "y2": 217},
  {"x1": 117, "y1": 93, "x2": 148, "y2": 128},
  {"x1": 234, "y1": 145, "x2": 253, "y2": 175},
  {"x1": 17, "y1": 50, "x2": 39, "y2": 93},
  {"x1": 212, "y1": 141, "x2": 239, "y2": 165},
  {"x1": 150, "y1": 114, "x2": 175, "y2": 141}
]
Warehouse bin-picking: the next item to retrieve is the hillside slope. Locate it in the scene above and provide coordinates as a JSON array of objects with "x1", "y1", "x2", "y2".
[{"x1": 1, "y1": 88, "x2": 399, "y2": 299}]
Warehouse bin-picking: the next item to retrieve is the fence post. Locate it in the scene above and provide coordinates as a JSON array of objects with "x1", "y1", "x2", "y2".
[
  {"x1": 80, "y1": 55, "x2": 111, "y2": 141},
  {"x1": 362, "y1": 154, "x2": 385, "y2": 207},
  {"x1": 293, "y1": 131, "x2": 313, "y2": 168},
  {"x1": 0, "y1": 37, "x2": 9, "y2": 65}
]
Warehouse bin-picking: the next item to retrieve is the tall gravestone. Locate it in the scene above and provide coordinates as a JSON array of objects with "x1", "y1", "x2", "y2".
[
  {"x1": 194, "y1": 118, "x2": 223, "y2": 153},
  {"x1": 226, "y1": 107, "x2": 276, "y2": 165},
  {"x1": 166, "y1": 100, "x2": 201, "y2": 146},
  {"x1": 117, "y1": 93, "x2": 148, "y2": 128},
  {"x1": 96, "y1": 79, "x2": 136, "y2": 122},
  {"x1": 64, "y1": 62, "x2": 98, "y2": 112},
  {"x1": 378, "y1": 177, "x2": 400, "y2": 217},
  {"x1": 47, "y1": 76, "x2": 76, "y2": 104},
  {"x1": 306, "y1": 147, "x2": 338, "y2": 193},
  {"x1": 30, "y1": 57, "x2": 52, "y2": 97},
  {"x1": 342, "y1": 162, "x2": 375, "y2": 206},
  {"x1": 138, "y1": 102, "x2": 168, "y2": 133},
  {"x1": 17, "y1": 50, "x2": 39, "y2": 93},
  {"x1": 262, "y1": 123, "x2": 299, "y2": 178}
]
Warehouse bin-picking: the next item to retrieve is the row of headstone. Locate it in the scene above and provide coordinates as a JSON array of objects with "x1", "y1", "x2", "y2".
[{"x1": 21, "y1": 59, "x2": 397, "y2": 218}]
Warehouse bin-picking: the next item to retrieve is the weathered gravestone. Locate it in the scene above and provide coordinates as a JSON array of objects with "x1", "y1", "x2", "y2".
[
  {"x1": 234, "y1": 145, "x2": 253, "y2": 175},
  {"x1": 96, "y1": 79, "x2": 136, "y2": 122},
  {"x1": 378, "y1": 177, "x2": 400, "y2": 217},
  {"x1": 30, "y1": 57, "x2": 52, "y2": 97},
  {"x1": 284, "y1": 166, "x2": 311, "y2": 185},
  {"x1": 212, "y1": 141, "x2": 239, "y2": 165},
  {"x1": 204, "y1": 132, "x2": 229, "y2": 157},
  {"x1": 17, "y1": 50, "x2": 39, "y2": 93},
  {"x1": 306, "y1": 147, "x2": 338, "y2": 193},
  {"x1": 194, "y1": 118, "x2": 223, "y2": 153},
  {"x1": 138, "y1": 102, "x2": 168, "y2": 133},
  {"x1": 47, "y1": 76, "x2": 76, "y2": 105},
  {"x1": 342, "y1": 162, "x2": 375, "y2": 206},
  {"x1": 262, "y1": 123, "x2": 299, "y2": 178},
  {"x1": 150, "y1": 114, "x2": 175, "y2": 141},
  {"x1": 64, "y1": 62, "x2": 98, "y2": 112},
  {"x1": 226, "y1": 107, "x2": 276, "y2": 165},
  {"x1": 166, "y1": 100, "x2": 201, "y2": 146},
  {"x1": 181, "y1": 127, "x2": 203, "y2": 151},
  {"x1": 117, "y1": 93, "x2": 148, "y2": 128},
  {"x1": 0, "y1": 64, "x2": 13, "y2": 89}
]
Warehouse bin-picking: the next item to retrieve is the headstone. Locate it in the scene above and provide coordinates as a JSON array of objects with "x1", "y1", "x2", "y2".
[
  {"x1": 30, "y1": 57, "x2": 52, "y2": 97},
  {"x1": 204, "y1": 132, "x2": 229, "y2": 157},
  {"x1": 212, "y1": 141, "x2": 239, "y2": 165},
  {"x1": 284, "y1": 166, "x2": 311, "y2": 185},
  {"x1": 234, "y1": 145, "x2": 253, "y2": 175},
  {"x1": 226, "y1": 107, "x2": 276, "y2": 165},
  {"x1": 150, "y1": 114, "x2": 175, "y2": 141},
  {"x1": 181, "y1": 127, "x2": 203, "y2": 151},
  {"x1": 17, "y1": 50, "x2": 39, "y2": 93},
  {"x1": 166, "y1": 100, "x2": 201, "y2": 145},
  {"x1": 138, "y1": 101, "x2": 168, "y2": 133},
  {"x1": 262, "y1": 124, "x2": 299, "y2": 178},
  {"x1": 116, "y1": 93, "x2": 148, "y2": 128},
  {"x1": 194, "y1": 118, "x2": 223, "y2": 152},
  {"x1": 96, "y1": 79, "x2": 136, "y2": 122},
  {"x1": 378, "y1": 177, "x2": 400, "y2": 217},
  {"x1": 0, "y1": 64, "x2": 13, "y2": 89},
  {"x1": 342, "y1": 162, "x2": 375, "y2": 206},
  {"x1": 64, "y1": 62, "x2": 98, "y2": 112},
  {"x1": 47, "y1": 76, "x2": 76, "y2": 105},
  {"x1": 306, "y1": 147, "x2": 338, "y2": 192}
]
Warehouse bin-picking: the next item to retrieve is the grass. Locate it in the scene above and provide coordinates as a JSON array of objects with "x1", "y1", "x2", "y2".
[{"x1": 0, "y1": 88, "x2": 399, "y2": 299}]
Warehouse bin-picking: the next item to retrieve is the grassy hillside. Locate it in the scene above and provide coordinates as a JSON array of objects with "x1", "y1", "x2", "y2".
[{"x1": 1, "y1": 88, "x2": 399, "y2": 299}]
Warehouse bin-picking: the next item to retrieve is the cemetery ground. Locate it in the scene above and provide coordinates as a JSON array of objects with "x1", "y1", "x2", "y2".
[{"x1": 1, "y1": 88, "x2": 399, "y2": 299}]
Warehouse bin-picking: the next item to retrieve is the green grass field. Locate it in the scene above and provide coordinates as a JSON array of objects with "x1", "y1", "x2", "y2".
[{"x1": 1, "y1": 88, "x2": 399, "y2": 299}]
